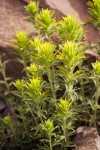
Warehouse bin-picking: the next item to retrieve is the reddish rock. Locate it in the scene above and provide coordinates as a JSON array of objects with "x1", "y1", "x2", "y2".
[
  {"x1": 73, "y1": 126, "x2": 100, "y2": 150},
  {"x1": 0, "y1": 0, "x2": 34, "y2": 47}
]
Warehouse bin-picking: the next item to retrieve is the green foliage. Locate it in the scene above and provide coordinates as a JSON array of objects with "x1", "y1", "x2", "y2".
[
  {"x1": 58, "y1": 42, "x2": 85, "y2": 68},
  {"x1": 56, "y1": 99, "x2": 73, "y2": 120},
  {"x1": 88, "y1": 61, "x2": 100, "y2": 127},
  {"x1": 58, "y1": 15, "x2": 85, "y2": 42},
  {"x1": 41, "y1": 120, "x2": 55, "y2": 150},
  {"x1": 25, "y1": 1, "x2": 56, "y2": 39},
  {"x1": 12, "y1": 31, "x2": 31, "y2": 73},
  {"x1": 41, "y1": 120, "x2": 55, "y2": 137},
  {"x1": 87, "y1": 0, "x2": 100, "y2": 29},
  {"x1": 57, "y1": 42, "x2": 85, "y2": 100},
  {"x1": 27, "y1": 63, "x2": 40, "y2": 77},
  {"x1": 1, "y1": 1, "x2": 100, "y2": 150},
  {"x1": 25, "y1": 1, "x2": 39, "y2": 21},
  {"x1": 36, "y1": 42, "x2": 55, "y2": 69},
  {"x1": 13, "y1": 31, "x2": 30, "y2": 50},
  {"x1": 37, "y1": 9, "x2": 56, "y2": 37},
  {"x1": 92, "y1": 60, "x2": 100, "y2": 75},
  {"x1": 55, "y1": 99, "x2": 75, "y2": 149}
]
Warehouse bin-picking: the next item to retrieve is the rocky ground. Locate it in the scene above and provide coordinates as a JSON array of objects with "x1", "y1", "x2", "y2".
[
  {"x1": 0, "y1": 0, "x2": 100, "y2": 149},
  {"x1": 73, "y1": 127, "x2": 100, "y2": 150}
]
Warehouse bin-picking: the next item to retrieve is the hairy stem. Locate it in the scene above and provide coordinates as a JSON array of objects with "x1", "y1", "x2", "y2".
[
  {"x1": 49, "y1": 136, "x2": 53, "y2": 150},
  {"x1": 27, "y1": 103, "x2": 38, "y2": 125},
  {"x1": 47, "y1": 68, "x2": 56, "y2": 99},
  {"x1": 0, "y1": 58, "x2": 10, "y2": 93}
]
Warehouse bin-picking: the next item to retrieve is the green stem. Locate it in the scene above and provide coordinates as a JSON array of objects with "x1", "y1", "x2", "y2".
[
  {"x1": 49, "y1": 136, "x2": 53, "y2": 150},
  {"x1": 23, "y1": 59, "x2": 27, "y2": 75},
  {"x1": 94, "y1": 90, "x2": 99, "y2": 127},
  {"x1": 2, "y1": 68, "x2": 9, "y2": 91},
  {"x1": 0, "y1": 58, "x2": 9, "y2": 92},
  {"x1": 37, "y1": 104, "x2": 44, "y2": 124},
  {"x1": 47, "y1": 69, "x2": 56, "y2": 99},
  {"x1": 61, "y1": 119, "x2": 67, "y2": 150},
  {"x1": 65, "y1": 82, "x2": 73, "y2": 100},
  {"x1": 93, "y1": 79, "x2": 99, "y2": 127},
  {"x1": 21, "y1": 116, "x2": 29, "y2": 136},
  {"x1": 27, "y1": 103, "x2": 38, "y2": 125},
  {"x1": 63, "y1": 121, "x2": 66, "y2": 141},
  {"x1": 94, "y1": 109, "x2": 97, "y2": 128}
]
